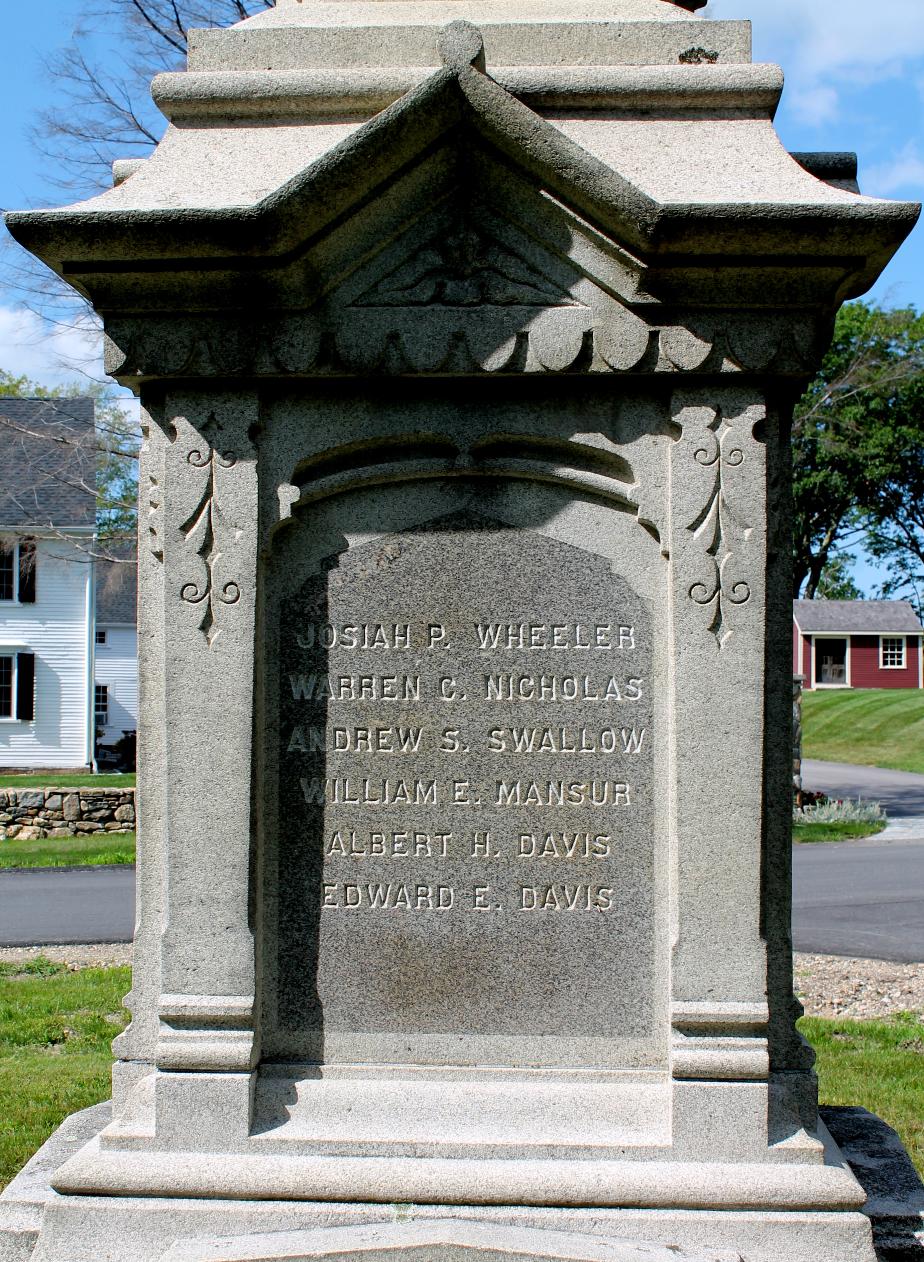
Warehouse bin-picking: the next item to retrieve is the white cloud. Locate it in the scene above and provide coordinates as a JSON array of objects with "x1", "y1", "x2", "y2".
[
  {"x1": 0, "y1": 304, "x2": 104, "y2": 387},
  {"x1": 787, "y1": 84, "x2": 839, "y2": 127},
  {"x1": 705, "y1": 0, "x2": 924, "y2": 117},
  {"x1": 707, "y1": 0, "x2": 924, "y2": 75},
  {"x1": 864, "y1": 141, "x2": 924, "y2": 195}
]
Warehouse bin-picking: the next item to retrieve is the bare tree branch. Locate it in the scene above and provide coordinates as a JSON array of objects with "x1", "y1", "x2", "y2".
[
  {"x1": 0, "y1": 414, "x2": 139, "y2": 464},
  {"x1": 4, "y1": 0, "x2": 272, "y2": 325},
  {"x1": 0, "y1": 381, "x2": 141, "y2": 566}
]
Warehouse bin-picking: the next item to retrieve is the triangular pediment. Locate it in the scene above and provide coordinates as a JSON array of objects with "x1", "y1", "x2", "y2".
[
  {"x1": 326, "y1": 158, "x2": 612, "y2": 310},
  {"x1": 314, "y1": 130, "x2": 653, "y2": 374}
]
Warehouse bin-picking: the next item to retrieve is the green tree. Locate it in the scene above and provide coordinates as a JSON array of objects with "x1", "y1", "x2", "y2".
[
  {"x1": 0, "y1": 371, "x2": 138, "y2": 555},
  {"x1": 864, "y1": 400, "x2": 924, "y2": 619},
  {"x1": 792, "y1": 301, "x2": 924, "y2": 599},
  {"x1": 814, "y1": 553, "x2": 862, "y2": 601}
]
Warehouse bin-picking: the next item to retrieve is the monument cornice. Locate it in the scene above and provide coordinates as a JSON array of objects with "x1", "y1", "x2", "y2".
[
  {"x1": 149, "y1": 62, "x2": 785, "y2": 121},
  {"x1": 6, "y1": 24, "x2": 918, "y2": 324}
]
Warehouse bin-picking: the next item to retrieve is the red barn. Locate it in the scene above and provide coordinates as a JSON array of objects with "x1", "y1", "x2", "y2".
[{"x1": 793, "y1": 600, "x2": 924, "y2": 691}]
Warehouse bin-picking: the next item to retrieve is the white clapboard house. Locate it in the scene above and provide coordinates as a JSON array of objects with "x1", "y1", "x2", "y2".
[
  {"x1": 0, "y1": 396, "x2": 138, "y2": 769},
  {"x1": 94, "y1": 551, "x2": 139, "y2": 752}
]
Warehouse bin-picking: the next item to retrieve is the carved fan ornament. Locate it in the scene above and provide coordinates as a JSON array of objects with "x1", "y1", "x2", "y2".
[
  {"x1": 333, "y1": 195, "x2": 613, "y2": 373},
  {"x1": 353, "y1": 222, "x2": 578, "y2": 309}
]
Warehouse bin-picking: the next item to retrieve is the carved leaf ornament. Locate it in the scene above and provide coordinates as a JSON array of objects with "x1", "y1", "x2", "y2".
[
  {"x1": 179, "y1": 445, "x2": 241, "y2": 648},
  {"x1": 685, "y1": 413, "x2": 752, "y2": 646}
]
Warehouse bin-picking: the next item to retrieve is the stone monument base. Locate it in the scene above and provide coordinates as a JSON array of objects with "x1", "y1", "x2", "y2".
[{"x1": 3, "y1": 1105, "x2": 921, "y2": 1262}]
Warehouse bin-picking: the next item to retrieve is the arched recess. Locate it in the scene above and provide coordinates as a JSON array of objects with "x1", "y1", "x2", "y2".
[{"x1": 258, "y1": 465, "x2": 671, "y2": 1075}]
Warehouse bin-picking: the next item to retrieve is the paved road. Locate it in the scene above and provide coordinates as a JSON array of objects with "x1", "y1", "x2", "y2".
[
  {"x1": 3, "y1": 853, "x2": 923, "y2": 961},
  {"x1": 3, "y1": 760, "x2": 924, "y2": 960},
  {"x1": 793, "y1": 840, "x2": 924, "y2": 962},
  {"x1": 0, "y1": 866, "x2": 135, "y2": 947},
  {"x1": 802, "y1": 758, "x2": 924, "y2": 819},
  {"x1": 795, "y1": 759, "x2": 924, "y2": 961}
]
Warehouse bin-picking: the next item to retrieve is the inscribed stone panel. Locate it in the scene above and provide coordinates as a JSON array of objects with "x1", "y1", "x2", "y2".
[{"x1": 275, "y1": 516, "x2": 654, "y2": 1059}]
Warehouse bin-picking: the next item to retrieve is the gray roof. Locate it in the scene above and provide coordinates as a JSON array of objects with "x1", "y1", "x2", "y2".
[
  {"x1": 0, "y1": 397, "x2": 96, "y2": 529},
  {"x1": 793, "y1": 600, "x2": 923, "y2": 634},
  {"x1": 95, "y1": 547, "x2": 137, "y2": 625}
]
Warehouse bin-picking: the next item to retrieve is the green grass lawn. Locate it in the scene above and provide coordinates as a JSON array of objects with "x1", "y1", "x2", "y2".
[
  {"x1": 0, "y1": 773, "x2": 135, "y2": 789},
  {"x1": 0, "y1": 833, "x2": 135, "y2": 868},
  {"x1": 801, "y1": 1012, "x2": 924, "y2": 1175},
  {"x1": 792, "y1": 819, "x2": 887, "y2": 844},
  {"x1": 803, "y1": 689, "x2": 924, "y2": 774},
  {"x1": 0, "y1": 965, "x2": 920, "y2": 1191},
  {"x1": 0, "y1": 961, "x2": 130, "y2": 1188}
]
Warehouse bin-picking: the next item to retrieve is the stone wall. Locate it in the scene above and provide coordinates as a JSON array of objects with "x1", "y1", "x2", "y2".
[{"x1": 0, "y1": 787, "x2": 135, "y2": 840}]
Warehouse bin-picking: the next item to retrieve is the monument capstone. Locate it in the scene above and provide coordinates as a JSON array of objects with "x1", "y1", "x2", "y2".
[{"x1": 2, "y1": 0, "x2": 920, "y2": 1259}]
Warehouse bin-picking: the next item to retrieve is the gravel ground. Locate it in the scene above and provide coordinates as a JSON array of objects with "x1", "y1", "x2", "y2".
[
  {"x1": 0, "y1": 943, "x2": 132, "y2": 971},
  {"x1": 0, "y1": 946, "x2": 921, "y2": 1021},
  {"x1": 795, "y1": 952, "x2": 924, "y2": 1020}
]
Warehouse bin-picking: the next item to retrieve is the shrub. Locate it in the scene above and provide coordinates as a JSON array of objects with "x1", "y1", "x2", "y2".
[{"x1": 793, "y1": 796, "x2": 886, "y2": 825}]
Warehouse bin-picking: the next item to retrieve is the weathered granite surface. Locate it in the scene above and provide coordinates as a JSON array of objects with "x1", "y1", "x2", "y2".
[
  {"x1": 2, "y1": 0, "x2": 920, "y2": 1259},
  {"x1": 158, "y1": 1220, "x2": 743, "y2": 1262},
  {"x1": 1, "y1": 1102, "x2": 921, "y2": 1262}
]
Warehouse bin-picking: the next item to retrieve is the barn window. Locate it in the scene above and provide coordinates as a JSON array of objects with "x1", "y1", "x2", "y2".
[
  {"x1": 880, "y1": 637, "x2": 906, "y2": 669},
  {"x1": 95, "y1": 684, "x2": 109, "y2": 727}
]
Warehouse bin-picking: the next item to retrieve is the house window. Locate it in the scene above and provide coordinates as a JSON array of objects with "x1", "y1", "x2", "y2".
[
  {"x1": 0, "y1": 540, "x2": 36, "y2": 603},
  {"x1": 95, "y1": 684, "x2": 109, "y2": 727},
  {"x1": 881, "y1": 637, "x2": 906, "y2": 669},
  {"x1": 0, "y1": 653, "x2": 35, "y2": 721},
  {"x1": 95, "y1": 629, "x2": 107, "y2": 646},
  {"x1": 0, "y1": 549, "x2": 13, "y2": 602},
  {"x1": 0, "y1": 657, "x2": 11, "y2": 717}
]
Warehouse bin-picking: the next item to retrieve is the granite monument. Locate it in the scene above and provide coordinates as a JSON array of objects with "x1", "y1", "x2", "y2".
[{"x1": 1, "y1": 0, "x2": 920, "y2": 1259}]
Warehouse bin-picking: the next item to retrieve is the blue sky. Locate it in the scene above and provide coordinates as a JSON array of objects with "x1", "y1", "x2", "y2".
[
  {"x1": 1, "y1": 0, "x2": 922, "y2": 590},
  {"x1": 0, "y1": 0, "x2": 114, "y2": 381},
  {"x1": 2, "y1": 0, "x2": 87, "y2": 212},
  {"x1": 708, "y1": 0, "x2": 924, "y2": 594}
]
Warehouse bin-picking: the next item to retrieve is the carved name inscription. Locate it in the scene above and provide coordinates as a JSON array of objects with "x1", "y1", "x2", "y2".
[{"x1": 276, "y1": 520, "x2": 654, "y2": 1047}]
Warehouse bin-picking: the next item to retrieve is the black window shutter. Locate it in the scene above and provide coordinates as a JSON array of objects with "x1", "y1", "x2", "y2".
[
  {"x1": 16, "y1": 653, "x2": 35, "y2": 721},
  {"x1": 18, "y1": 540, "x2": 36, "y2": 604}
]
